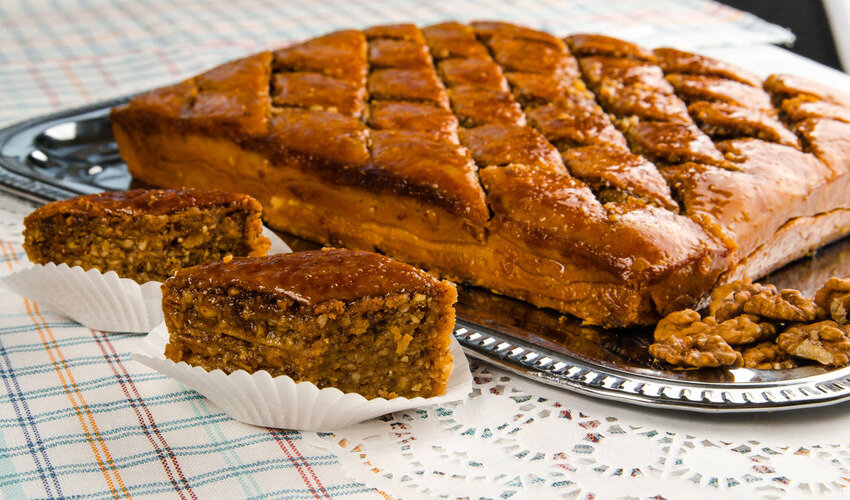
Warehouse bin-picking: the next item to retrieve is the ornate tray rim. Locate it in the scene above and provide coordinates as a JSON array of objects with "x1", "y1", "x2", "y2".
[
  {"x1": 0, "y1": 94, "x2": 137, "y2": 204},
  {"x1": 4, "y1": 97, "x2": 850, "y2": 414},
  {"x1": 453, "y1": 319, "x2": 850, "y2": 412}
]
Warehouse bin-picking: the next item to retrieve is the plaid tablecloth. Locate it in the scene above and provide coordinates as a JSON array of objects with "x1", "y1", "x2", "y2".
[
  {"x1": 0, "y1": 0, "x2": 793, "y2": 127},
  {"x1": 0, "y1": 202, "x2": 379, "y2": 499},
  {"x1": 0, "y1": 1, "x2": 800, "y2": 498}
]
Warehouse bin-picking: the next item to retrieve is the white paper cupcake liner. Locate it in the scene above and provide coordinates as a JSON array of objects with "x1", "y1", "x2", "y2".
[
  {"x1": 262, "y1": 226, "x2": 292, "y2": 255},
  {"x1": 0, "y1": 227, "x2": 290, "y2": 333},
  {"x1": 2, "y1": 263, "x2": 164, "y2": 332},
  {"x1": 131, "y1": 322, "x2": 473, "y2": 431}
]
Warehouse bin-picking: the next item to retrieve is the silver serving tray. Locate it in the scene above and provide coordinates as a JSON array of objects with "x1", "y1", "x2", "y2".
[{"x1": 3, "y1": 97, "x2": 850, "y2": 413}]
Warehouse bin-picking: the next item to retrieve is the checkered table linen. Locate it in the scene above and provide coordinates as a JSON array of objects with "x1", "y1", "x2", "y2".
[
  {"x1": 0, "y1": 198, "x2": 380, "y2": 499},
  {"x1": 0, "y1": 1, "x2": 794, "y2": 497},
  {"x1": 0, "y1": 0, "x2": 793, "y2": 127}
]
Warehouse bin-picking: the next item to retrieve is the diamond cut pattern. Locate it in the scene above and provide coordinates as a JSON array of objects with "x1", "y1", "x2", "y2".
[
  {"x1": 262, "y1": 23, "x2": 728, "y2": 223},
  {"x1": 250, "y1": 22, "x2": 849, "y2": 300}
]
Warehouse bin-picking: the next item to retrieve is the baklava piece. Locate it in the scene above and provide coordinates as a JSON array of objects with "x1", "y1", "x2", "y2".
[
  {"x1": 162, "y1": 248, "x2": 457, "y2": 400},
  {"x1": 23, "y1": 189, "x2": 269, "y2": 283}
]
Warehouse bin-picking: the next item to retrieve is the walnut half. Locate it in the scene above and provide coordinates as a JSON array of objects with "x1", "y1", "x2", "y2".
[
  {"x1": 712, "y1": 280, "x2": 819, "y2": 323},
  {"x1": 741, "y1": 342, "x2": 796, "y2": 370},
  {"x1": 708, "y1": 280, "x2": 750, "y2": 317},
  {"x1": 743, "y1": 288, "x2": 819, "y2": 323},
  {"x1": 713, "y1": 282, "x2": 776, "y2": 322},
  {"x1": 713, "y1": 314, "x2": 777, "y2": 345},
  {"x1": 814, "y1": 277, "x2": 850, "y2": 324},
  {"x1": 653, "y1": 309, "x2": 713, "y2": 340},
  {"x1": 777, "y1": 321, "x2": 850, "y2": 367},
  {"x1": 649, "y1": 310, "x2": 742, "y2": 368}
]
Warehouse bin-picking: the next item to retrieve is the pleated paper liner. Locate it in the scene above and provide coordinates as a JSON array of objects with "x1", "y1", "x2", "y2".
[
  {"x1": 132, "y1": 322, "x2": 473, "y2": 431},
  {"x1": 0, "y1": 227, "x2": 290, "y2": 333}
]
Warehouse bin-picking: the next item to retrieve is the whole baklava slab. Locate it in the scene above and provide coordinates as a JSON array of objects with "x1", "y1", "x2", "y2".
[{"x1": 111, "y1": 22, "x2": 850, "y2": 326}]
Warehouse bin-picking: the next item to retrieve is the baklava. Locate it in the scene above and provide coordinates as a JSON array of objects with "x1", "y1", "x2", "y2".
[{"x1": 112, "y1": 22, "x2": 850, "y2": 326}]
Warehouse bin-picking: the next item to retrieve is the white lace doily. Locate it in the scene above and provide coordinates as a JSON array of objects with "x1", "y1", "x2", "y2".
[{"x1": 303, "y1": 361, "x2": 850, "y2": 498}]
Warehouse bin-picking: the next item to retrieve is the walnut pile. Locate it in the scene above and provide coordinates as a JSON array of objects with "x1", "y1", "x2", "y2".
[{"x1": 650, "y1": 277, "x2": 850, "y2": 370}]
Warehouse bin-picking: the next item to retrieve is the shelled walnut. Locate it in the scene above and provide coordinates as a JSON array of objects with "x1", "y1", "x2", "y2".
[
  {"x1": 744, "y1": 289, "x2": 819, "y2": 322},
  {"x1": 653, "y1": 309, "x2": 714, "y2": 340},
  {"x1": 741, "y1": 342, "x2": 797, "y2": 370},
  {"x1": 649, "y1": 310, "x2": 742, "y2": 368},
  {"x1": 713, "y1": 281, "x2": 818, "y2": 323},
  {"x1": 776, "y1": 321, "x2": 850, "y2": 367},
  {"x1": 712, "y1": 282, "x2": 775, "y2": 322},
  {"x1": 713, "y1": 314, "x2": 776, "y2": 345},
  {"x1": 708, "y1": 280, "x2": 749, "y2": 316},
  {"x1": 651, "y1": 276, "x2": 850, "y2": 370},
  {"x1": 814, "y1": 278, "x2": 850, "y2": 324}
]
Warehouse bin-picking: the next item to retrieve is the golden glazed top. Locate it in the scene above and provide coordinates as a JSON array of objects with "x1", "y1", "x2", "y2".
[
  {"x1": 166, "y1": 248, "x2": 453, "y2": 306},
  {"x1": 25, "y1": 188, "x2": 262, "y2": 222}
]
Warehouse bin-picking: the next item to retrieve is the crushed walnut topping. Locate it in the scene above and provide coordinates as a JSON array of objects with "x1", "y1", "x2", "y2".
[
  {"x1": 649, "y1": 310, "x2": 742, "y2": 368},
  {"x1": 776, "y1": 321, "x2": 850, "y2": 367},
  {"x1": 741, "y1": 342, "x2": 796, "y2": 370},
  {"x1": 814, "y1": 277, "x2": 850, "y2": 324}
]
